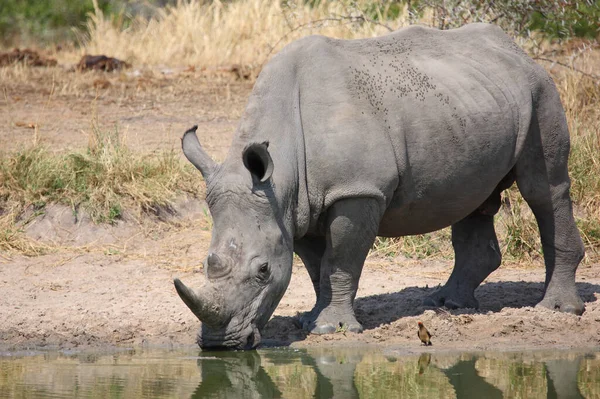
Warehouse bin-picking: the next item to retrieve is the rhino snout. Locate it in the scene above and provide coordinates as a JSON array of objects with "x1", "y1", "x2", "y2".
[{"x1": 197, "y1": 324, "x2": 261, "y2": 350}]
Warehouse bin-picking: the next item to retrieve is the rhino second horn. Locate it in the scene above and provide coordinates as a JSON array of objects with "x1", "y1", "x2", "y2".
[
  {"x1": 174, "y1": 278, "x2": 226, "y2": 327},
  {"x1": 206, "y1": 252, "x2": 230, "y2": 279},
  {"x1": 181, "y1": 126, "x2": 217, "y2": 180}
]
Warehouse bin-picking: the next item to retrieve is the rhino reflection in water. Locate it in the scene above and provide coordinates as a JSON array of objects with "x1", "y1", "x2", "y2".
[
  {"x1": 190, "y1": 349, "x2": 362, "y2": 398},
  {"x1": 191, "y1": 351, "x2": 281, "y2": 398},
  {"x1": 188, "y1": 350, "x2": 590, "y2": 398},
  {"x1": 545, "y1": 358, "x2": 586, "y2": 399},
  {"x1": 174, "y1": 22, "x2": 585, "y2": 349}
]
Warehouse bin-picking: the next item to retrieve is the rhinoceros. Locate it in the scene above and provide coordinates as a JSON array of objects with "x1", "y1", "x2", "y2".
[{"x1": 174, "y1": 23, "x2": 585, "y2": 349}]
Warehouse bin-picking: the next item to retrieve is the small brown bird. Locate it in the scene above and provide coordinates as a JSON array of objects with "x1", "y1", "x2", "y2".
[{"x1": 417, "y1": 321, "x2": 432, "y2": 346}]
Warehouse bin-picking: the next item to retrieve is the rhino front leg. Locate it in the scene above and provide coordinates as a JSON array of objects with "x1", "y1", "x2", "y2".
[
  {"x1": 304, "y1": 197, "x2": 380, "y2": 335},
  {"x1": 424, "y1": 212, "x2": 501, "y2": 309},
  {"x1": 294, "y1": 236, "x2": 326, "y2": 325}
]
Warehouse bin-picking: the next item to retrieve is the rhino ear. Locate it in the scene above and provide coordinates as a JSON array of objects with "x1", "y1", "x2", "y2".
[{"x1": 242, "y1": 141, "x2": 273, "y2": 183}]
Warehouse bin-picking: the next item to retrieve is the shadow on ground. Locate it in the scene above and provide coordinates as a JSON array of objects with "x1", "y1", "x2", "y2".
[{"x1": 263, "y1": 281, "x2": 600, "y2": 345}]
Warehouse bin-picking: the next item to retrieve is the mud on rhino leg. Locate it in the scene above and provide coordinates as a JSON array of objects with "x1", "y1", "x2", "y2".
[
  {"x1": 424, "y1": 212, "x2": 501, "y2": 309},
  {"x1": 294, "y1": 236, "x2": 326, "y2": 325},
  {"x1": 514, "y1": 81, "x2": 585, "y2": 315},
  {"x1": 304, "y1": 197, "x2": 380, "y2": 335}
]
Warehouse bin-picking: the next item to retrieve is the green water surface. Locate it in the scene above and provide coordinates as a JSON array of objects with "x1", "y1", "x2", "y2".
[{"x1": 1, "y1": 347, "x2": 599, "y2": 398}]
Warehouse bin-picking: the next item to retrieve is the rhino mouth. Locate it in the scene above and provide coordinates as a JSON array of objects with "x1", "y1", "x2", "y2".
[
  {"x1": 198, "y1": 324, "x2": 261, "y2": 350},
  {"x1": 175, "y1": 278, "x2": 269, "y2": 350}
]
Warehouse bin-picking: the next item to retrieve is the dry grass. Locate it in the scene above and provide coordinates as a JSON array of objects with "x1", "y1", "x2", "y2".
[
  {"x1": 0, "y1": 133, "x2": 202, "y2": 223},
  {"x1": 0, "y1": 120, "x2": 204, "y2": 255},
  {"x1": 79, "y1": 0, "x2": 408, "y2": 69},
  {"x1": 0, "y1": 206, "x2": 50, "y2": 256},
  {"x1": 0, "y1": 60, "x2": 211, "y2": 99}
]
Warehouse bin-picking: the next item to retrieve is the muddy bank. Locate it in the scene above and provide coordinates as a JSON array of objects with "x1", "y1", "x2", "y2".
[{"x1": 1, "y1": 220, "x2": 599, "y2": 352}]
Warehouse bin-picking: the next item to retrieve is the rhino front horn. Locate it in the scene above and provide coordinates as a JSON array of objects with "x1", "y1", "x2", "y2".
[{"x1": 174, "y1": 278, "x2": 226, "y2": 327}]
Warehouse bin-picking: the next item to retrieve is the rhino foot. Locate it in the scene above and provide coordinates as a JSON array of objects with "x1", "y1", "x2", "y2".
[
  {"x1": 536, "y1": 291, "x2": 584, "y2": 315},
  {"x1": 423, "y1": 287, "x2": 479, "y2": 310},
  {"x1": 297, "y1": 306, "x2": 319, "y2": 329},
  {"x1": 299, "y1": 306, "x2": 363, "y2": 335}
]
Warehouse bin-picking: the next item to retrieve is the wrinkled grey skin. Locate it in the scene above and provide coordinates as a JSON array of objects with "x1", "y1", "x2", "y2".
[{"x1": 174, "y1": 23, "x2": 585, "y2": 349}]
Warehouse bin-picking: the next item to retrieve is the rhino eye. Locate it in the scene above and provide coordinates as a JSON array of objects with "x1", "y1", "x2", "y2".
[{"x1": 258, "y1": 263, "x2": 270, "y2": 280}]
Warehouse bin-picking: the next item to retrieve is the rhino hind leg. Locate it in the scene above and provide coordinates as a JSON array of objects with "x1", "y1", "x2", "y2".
[
  {"x1": 513, "y1": 79, "x2": 585, "y2": 315},
  {"x1": 302, "y1": 198, "x2": 380, "y2": 335},
  {"x1": 423, "y1": 212, "x2": 501, "y2": 309}
]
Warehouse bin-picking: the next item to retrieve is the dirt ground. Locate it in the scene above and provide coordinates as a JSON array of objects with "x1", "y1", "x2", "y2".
[{"x1": 1, "y1": 65, "x2": 599, "y2": 353}]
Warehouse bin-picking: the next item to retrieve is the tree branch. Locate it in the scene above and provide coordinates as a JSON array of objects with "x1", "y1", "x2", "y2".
[
  {"x1": 533, "y1": 57, "x2": 600, "y2": 81},
  {"x1": 260, "y1": 14, "x2": 393, "y2": 70}
]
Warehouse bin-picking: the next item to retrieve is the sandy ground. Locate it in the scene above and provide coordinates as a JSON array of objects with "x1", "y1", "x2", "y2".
[
  {"x1": 1, "y1": 225, "x2": 599, "y2": 352},
  {"x1": 1, "y1": 65, "x2": 599, "y2": 353}
]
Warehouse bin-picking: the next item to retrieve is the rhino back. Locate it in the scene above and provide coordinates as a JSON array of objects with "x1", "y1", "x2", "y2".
[{"x1": 291, "y1": 24, "x2": 537, "y2": 235}]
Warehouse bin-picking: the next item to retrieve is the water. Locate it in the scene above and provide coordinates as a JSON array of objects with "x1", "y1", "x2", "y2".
[{"x1": 0, "y1": 347, "x2": 599, "y2": 398}]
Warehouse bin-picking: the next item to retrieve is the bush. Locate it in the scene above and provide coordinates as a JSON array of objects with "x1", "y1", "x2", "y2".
[
  {"x1": 528, "y1": 1, "x2": 600, "y2": 39},
  {"x1": 401, "y1": 0, "x2": 600, "y2": 39},
  {"x1": 0, "y1": 0, "x2": 113, "y2": 44}
]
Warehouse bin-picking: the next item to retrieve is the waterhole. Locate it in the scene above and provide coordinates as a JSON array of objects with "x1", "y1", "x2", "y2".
[{"x1": 1, "y1": 347, "x2": 598, "y2": 398}]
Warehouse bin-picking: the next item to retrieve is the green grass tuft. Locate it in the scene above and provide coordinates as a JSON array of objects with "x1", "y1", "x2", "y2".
[{"x1": 0, "y1": 123, "x2": 202, "y2": 225}]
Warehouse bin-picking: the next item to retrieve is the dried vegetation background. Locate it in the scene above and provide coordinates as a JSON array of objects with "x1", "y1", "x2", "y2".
[{"x1": 1, "y1": 0, "x2": 599, "y2": 265}]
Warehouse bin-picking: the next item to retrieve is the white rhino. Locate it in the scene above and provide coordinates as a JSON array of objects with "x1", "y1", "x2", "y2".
[{"x1": 174, "y1": 23, "x2": 585, "y2": 349}]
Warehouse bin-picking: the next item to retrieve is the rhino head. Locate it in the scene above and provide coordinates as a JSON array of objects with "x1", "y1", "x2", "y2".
[{"x1": 174, "y1": 126, "x2": 295, "y2": 349}]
